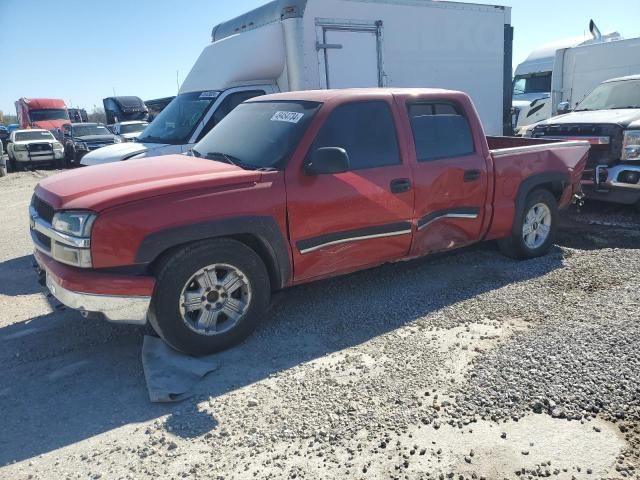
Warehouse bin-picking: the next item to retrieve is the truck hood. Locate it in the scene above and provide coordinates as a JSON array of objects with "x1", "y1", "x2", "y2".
[
  {"x1": 32, "y1": 120, "x2": 67, "y2": 131},
  {"x1": 538, "y1": 109, "x2": 640, "y2": 127},
  {"x1": 35, "y1": 155, "x2": 262, "y2": 212},
  {"x1": 80, "y1": 141, "x2": 169, "y2": 165}
]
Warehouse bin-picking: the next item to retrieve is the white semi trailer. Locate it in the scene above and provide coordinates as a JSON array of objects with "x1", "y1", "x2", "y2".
[{"x1": 82, "y1": 0, "x2": 513, "y2": 166}]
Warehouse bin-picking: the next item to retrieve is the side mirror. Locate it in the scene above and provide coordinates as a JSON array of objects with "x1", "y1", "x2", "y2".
[
  {"x1": 305, "y1": 147, "x2": 350, "y2": 175},
  {"x1": 557, "y1": 102, "x2": 571, "y2": 115}
]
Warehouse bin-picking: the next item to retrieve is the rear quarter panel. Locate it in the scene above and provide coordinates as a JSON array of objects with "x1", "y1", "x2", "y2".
[{"x1": 487, "y1": 142, "x2": 589, "y2": 240}]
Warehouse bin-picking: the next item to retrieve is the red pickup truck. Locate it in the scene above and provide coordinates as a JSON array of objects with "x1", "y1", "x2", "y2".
[{"x1": 30, "y1": 89, "x2": 589, "y2": 355}]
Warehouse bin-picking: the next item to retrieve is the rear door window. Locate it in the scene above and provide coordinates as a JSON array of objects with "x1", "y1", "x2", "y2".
[
  {"x1": 408, "y1": 102, "x2": 475, "y2": 162},
  {"x1": 311, "y1": 101, "x2": 400, "y2": 170}
]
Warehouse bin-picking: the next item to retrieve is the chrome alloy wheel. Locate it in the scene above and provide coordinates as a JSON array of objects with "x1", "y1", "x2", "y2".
[
  {"x1": 179, "y1": 264, "x2": 252, "y2": 336},
  {"x1": 522, "y1": 203, "x2": 552, "y2": 249}
]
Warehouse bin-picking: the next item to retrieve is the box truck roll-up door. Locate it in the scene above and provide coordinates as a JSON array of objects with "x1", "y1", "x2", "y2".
[{"x1": 317, "y1": 23, "x2": 383, "y2": 89}]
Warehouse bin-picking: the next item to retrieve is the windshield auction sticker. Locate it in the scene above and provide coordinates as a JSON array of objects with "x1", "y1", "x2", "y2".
[
  {"x1": 271, "y1": 111, "x2": 305, "y2": 123},
  {"x1": 199, "y1": 91, "x2": 219, "y2": 99}
]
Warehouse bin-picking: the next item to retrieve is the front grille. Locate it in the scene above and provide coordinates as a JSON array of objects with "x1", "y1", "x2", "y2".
[
  {"x1": 532, "y1": 123, "x2": 623, "y2": 168},
  {"x1": 34, "y1": 230, "x2": 51, "y2": 250},
  {"x1": 86, "y1": 141, "x2": 114, "y2": 150},
  {"x1": 28, "y1": 143, "x2": 53, "y2": 153},
  {"x1": 32, "y1": 195, "x2": 55, "y2": 223}
]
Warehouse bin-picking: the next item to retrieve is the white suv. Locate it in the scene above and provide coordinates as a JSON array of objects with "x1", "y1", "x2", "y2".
[{"x1": 7, "y1": 129, "x2": 65, "y2": 170}]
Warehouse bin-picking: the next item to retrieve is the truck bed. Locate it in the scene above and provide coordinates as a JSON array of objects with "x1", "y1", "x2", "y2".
[{"x1": 485, "y1": 136, "x2": 591, "y2": 240}]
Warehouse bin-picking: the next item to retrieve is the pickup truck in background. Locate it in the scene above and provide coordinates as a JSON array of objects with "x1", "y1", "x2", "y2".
[
  {"x1": 530, "y1": 74, "x2": 640, "y2": 208},
  {"x1": 30, "y1": 88, "x2": 589, "y2": 355}
]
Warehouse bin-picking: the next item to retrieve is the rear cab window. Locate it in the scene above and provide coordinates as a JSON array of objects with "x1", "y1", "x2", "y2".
[
  {"x1": 408, "y1": 101, "x2": 475, "y2": 162},
  {"x1": 311, "y1": 101, "x2": 401, "y2": 170}
]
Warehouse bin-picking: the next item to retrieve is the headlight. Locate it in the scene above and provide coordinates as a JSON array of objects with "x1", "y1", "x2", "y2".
[
  {"x1": 114, "y1": 137, "x2": 123, "y2": 144},
  {"x1": 53, "y1": 142, "x2": 64, "y2": 150},
  {"x1": 622, "y1": 130, "x2": 640, "y2": 161},
  {"x1": 52, "y1": 211, "x2": 96, "y2": 237},
  {"x1": 14, "y1": 144, "x2": 27, "y2": 151},
  {"x1": 75, "y1": 142, "x2": 88, "y2": 151}
]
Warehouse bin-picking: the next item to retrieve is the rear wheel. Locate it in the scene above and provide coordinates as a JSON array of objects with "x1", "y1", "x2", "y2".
[
  {"x1": 148, "y1": 238, "x2": 270, "y2": 356},
  {"x1": 498, "y1": 189, "x2": 557, "y2": 260}
]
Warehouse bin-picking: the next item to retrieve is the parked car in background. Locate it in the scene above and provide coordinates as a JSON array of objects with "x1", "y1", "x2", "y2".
[
  {"x1": 6, "y1": 129, "x2": 64, "y2": 170},
  {"x1": 0, "y1": 138, "x2": 5, "y2": 177},
  {"x1": 32, "y1": 88, "x2": 589, "y2": 355},
  {"x1": 111, "y1": 121, "x2": 149, "y2": 142},
  {"x1": 7, "y1": 124, "x2": 19, "y2": 134},
  {"x1": 61, "y1": 122, "x2": 122, "y2": 166},
  {"x1": 81, "y1": 0, "x2": 513, "y2": 166},
  {"x1": 530, "y1": 75, "x2": 640, "y2": 208},
  {"x1": 15, "y1": 98, "x2": 70, "y2": 132},
  {"x1": 103, "y1": 96, "x2": 149, "y2": 125},
  {"x1": 0, "y1": 125, "x2": 9, "y2": 150}
]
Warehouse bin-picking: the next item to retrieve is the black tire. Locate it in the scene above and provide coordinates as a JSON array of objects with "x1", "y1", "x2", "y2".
[
  {"x1": 63, "y1": 147, "x2": 74, "y2": 168},
  {"x1": 498, "y1": 188, "x2": 558, "y2": 260},
  {"x1": 8, "y1": 155, "x2": 19, "y2": 172},
  {"x1": 148, "y1": 238, "x2": 270, "y2": 356}
]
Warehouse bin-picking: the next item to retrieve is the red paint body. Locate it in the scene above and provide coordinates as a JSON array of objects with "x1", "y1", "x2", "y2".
[
  {"x1": 33, "y1": 89, "x2": 589, "y2": 297},
  {"x1": 15, "y1": 98, "x2": 69, "y2": 131}
]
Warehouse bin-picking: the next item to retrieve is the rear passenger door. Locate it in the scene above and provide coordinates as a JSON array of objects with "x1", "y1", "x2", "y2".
[
  {"x1": 286, "y1": 100, "x2": 414, "y2": 282},
  {"x1": 406, "y1": 100, "x2": 490, "y2": 256}
]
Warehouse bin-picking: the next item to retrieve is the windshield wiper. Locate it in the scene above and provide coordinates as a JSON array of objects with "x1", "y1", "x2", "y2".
[
  {"x1": 573, "y1": 108, "x2": 591, "y2": 112},
  {"x1": 611, "y1": 106, "x2": 640, "y2": 110},
  {"x1": 205, "y1": 152, "x2": 240, "y2": 167}
]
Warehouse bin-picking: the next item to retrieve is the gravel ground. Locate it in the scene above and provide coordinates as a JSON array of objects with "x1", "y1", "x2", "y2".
[{"x1": 0, "y1": 170, "x2": 638, "y2": 480}]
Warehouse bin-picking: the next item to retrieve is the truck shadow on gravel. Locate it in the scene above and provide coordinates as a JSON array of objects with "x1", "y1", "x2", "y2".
[
  {"x1": 0, "y1": 244, "x2": 567, "y2": 465},
  {"x1": 0, "y1": 255, "x2": 45, "y2": 296}
]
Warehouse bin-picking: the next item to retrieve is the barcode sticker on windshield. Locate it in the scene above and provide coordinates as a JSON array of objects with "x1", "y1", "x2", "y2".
[
  {"x1": 271, "y1": 111, "x2": 304, "y2": 123},
  {"x1": 199, "y1": 91, "x2": 219, "y2": 99}
]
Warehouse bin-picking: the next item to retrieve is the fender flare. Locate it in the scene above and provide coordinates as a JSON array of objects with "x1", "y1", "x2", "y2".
[
  {"x1": 135, "y1": 216, "x2": 292, "y2": 289},
  {"x1": 511, "y1": 171, "x2": 569, "y2": 234}
]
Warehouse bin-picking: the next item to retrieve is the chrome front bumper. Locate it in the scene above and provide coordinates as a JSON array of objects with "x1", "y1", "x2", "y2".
[
  {"x1": 596, "y1": 164, "x2": 640, "y2": 190},
  {"x1": 44, "y1": 273, "x2": 150, "y2": 325}
]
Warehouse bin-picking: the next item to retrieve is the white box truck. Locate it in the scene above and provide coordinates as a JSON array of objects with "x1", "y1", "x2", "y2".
[
  {"x1": 82, "y1": 0, "x2": 513, "y2": 166},
  {"x1": 512, "y1": 20, "x2": 621, "y2": 133},
  {"x1": 550, "y1": 36, "x2": 640, "y2": 115}
]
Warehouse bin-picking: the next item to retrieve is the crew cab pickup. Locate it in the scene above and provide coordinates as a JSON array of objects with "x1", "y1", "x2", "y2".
[{"x1": 30, "y1": 89, "x2": 589, "y2": 355}]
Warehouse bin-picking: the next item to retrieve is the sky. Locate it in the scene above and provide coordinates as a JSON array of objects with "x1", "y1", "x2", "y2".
[{"x1": 1, "y1": 0, "x2": 640, "y2": 117}]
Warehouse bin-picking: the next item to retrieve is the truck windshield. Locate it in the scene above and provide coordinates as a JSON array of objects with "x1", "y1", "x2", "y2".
[
  {"x1": 73, "y1": 125, "x2": 112, "y2": 136},
  {"x1": 137, "y1": 91, "x2": 220, "y2": 144},
  {"x1": 29, "y1": 109, "x2": 68, "y2": 121},
  {"x1": 575, "y1": 79, "x2": 640, "y2": 111},
  {"x1": 15, "y1": 131, "x2": 55, "y2": 141},
  {"x1": 513, "y1": 73, "x2": 552, "y2": 95},
  {"x1": 192, "y1": 101, "x2": 321, "y2": 170}
]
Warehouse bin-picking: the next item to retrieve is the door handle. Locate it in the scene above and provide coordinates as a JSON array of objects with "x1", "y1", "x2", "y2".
[
  {"x1": 464, "y1": 170, "x2": 482, "y2": 182},
  {"x1": 390, "y1": 178, "x2": 412, "y2": 194}
]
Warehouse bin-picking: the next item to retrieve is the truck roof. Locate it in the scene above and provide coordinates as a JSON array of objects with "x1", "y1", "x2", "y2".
[
  {"x1": 16, "y1": 98, "x2": 66, "y2": 109},
  {"x1": 211, "y1": 0, "x2": 509, "y2": 43},
  {"x1": 247, "y1": 87, "x2": 467, "y2": 103}
]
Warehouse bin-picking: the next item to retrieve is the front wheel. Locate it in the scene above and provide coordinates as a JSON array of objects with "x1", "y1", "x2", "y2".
[
  {"x1": 148, "y1": 238, "x2": 271, "y2": 356},
  {"x1": 498, "y1": 189, "x2": 558, "y2": 260}
]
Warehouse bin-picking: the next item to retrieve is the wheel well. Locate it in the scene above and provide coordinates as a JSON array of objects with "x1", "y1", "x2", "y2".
[
  {"x1": 531, "y1": 181, "x2": 565, "y2": 201},
  {"x1": 147, "y1": 234, "x2": 282, "y2": 291}
]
